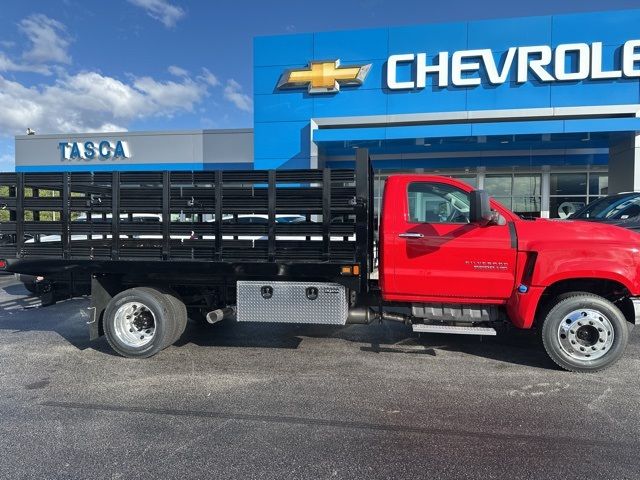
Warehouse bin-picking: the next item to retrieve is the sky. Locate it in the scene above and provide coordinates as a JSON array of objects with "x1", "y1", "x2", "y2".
[{"x1": 0, "y1": 0, "x2": 639, "y2": 171}]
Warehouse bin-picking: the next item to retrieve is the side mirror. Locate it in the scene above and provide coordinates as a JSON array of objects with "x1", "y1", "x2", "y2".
[{"x1": 469, "y1": 190, "x2": 506, "y2": 225}]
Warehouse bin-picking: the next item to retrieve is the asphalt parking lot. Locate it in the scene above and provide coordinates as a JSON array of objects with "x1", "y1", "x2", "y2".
[{"x1": 1, "y1": 274, "x2": 639, "y2": 480}]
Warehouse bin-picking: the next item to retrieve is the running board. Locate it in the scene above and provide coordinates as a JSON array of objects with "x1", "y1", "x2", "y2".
[{"x1": 412, "y1": 324, "x2": 497, "y2": 336}]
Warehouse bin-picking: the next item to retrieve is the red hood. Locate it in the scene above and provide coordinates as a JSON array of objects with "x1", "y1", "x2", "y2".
[
  {"x1": 516, "y1": 218, "x2": 640, "y2": 250},
  {"x1": 514, "y1": 217, "x2": 640, "y2": 295}
]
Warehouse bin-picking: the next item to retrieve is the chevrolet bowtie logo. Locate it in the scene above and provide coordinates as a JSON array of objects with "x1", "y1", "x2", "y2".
[{"x1": 277, "y1": 60, "x2": 372, "y2": 94}]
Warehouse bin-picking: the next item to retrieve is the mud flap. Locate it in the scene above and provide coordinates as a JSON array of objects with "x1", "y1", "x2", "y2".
[{"x1": 88, "y1": 276, "x2": 122, "y2": 341}]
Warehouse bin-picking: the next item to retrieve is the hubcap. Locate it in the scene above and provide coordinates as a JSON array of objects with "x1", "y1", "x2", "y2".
[
  {"x1": 113, "y1": 302, "x2": 156, "y2": 348},
  {"x1": 557, "y1": 308, "x2": 614, "y2": 361}
]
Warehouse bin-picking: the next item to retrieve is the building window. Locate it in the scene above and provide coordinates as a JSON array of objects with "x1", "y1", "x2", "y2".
[
  {"x1": 589, "y1": 173, "x2": 609, "y2": 197},
  {"x1": 549, "y1": 172, "x2": 608, "y2": 218},
  {"x1": 371, "y1": 168, "x2": 607, "y2": 220},
  {"x1": 484, "y1": 174, "x2": 541, "y2": 218},
  {"x1": 448, "y1": 175, "x2": 478, "y2": 189}
]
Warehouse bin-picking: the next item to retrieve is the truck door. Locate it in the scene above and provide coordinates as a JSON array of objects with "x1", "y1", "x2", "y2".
[{"x1": 388, "y1": 180, "x2": 517, "y2": 302}]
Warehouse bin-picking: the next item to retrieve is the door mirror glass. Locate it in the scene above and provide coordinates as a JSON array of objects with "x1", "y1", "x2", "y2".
[{"x1": 469, "y1": 190, "x2": 505, "y2": 225}]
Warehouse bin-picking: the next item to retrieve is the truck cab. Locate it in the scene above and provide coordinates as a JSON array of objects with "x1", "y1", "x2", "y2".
[{"x1": 379, "y1": 174, "x2": 640, "y2": 372}]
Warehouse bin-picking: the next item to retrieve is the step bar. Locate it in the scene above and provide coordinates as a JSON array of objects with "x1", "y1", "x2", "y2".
[{"x1": 412, "y1": 324, "x2": 497, "y2": 336}]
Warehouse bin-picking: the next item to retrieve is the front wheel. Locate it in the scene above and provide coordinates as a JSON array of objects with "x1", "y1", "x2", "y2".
[{"x1": 541, "y1": 293, "x2": 629, "y2": 372}]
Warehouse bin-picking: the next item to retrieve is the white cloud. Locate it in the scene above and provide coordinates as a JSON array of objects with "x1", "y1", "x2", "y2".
[
  {"x1": 0, "y1": 14, "x2": 224, "y2": 141},
  {"x1": 198, "y1": 67, "x2": 220, "y2": 87},
  {"x1": 128, "y1": 0, "x2": 186, "y2": 28},
  {"x1": 19, "y1": 14, "x2": 71, "y2": 65},
  {"x1": 0, "y1": 14, "x2": 71, "y2": 75},
  {"x1": 133, "y1": 75, "x2": 205, "y2": 110},
  {"x1": 223, "y1": 79, "x2": 252, "y2": 113},
  {"x1": 168, "y1": 65, "x2": 188, "y2": 77},
  {"x1": 0, "y1": 51, "x2": 52, "y2": 75},
  {"x1": 0, "y1": 70, "x2": 210, "y2": 135}
]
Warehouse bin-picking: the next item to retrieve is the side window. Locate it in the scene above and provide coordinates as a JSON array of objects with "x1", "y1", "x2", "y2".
[{"x1": 407, "y1": 182, "x2": 470, "y2": 224}]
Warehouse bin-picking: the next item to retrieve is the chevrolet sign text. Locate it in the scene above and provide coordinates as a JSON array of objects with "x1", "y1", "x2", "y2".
[{"x1": 387, "y1": 40, "x2": 640, "y2": 89}]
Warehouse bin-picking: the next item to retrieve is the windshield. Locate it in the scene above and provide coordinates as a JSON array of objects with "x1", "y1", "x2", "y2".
[{"x1": 572, "y1": 194, "x2": 640, "y2": 220}]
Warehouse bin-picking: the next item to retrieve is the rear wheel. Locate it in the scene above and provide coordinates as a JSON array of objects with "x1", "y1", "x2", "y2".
[
  {"x1": 18, "y1": 274, "x2": 37, "y2": 294},
  {"x1": 103, "y1": 287, "x2": 175, "y2": 358},
  {"x1": 541, "y1": 293, "x2": 629, "y2": 372},
  {"x1": 151, "y1": 287, "x2": 188, "y2": 344},
  {"x1": 22, "y1": 280, "x2": 37, "y2": 294}
]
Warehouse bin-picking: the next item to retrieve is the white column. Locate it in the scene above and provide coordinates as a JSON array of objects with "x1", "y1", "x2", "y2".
[
  {"x1": 477, "y1": 166, "x2": 486, "y2": 190},
  {"x1": 310, "y1": 120, "x2": 319, "y2": 169},
  {"x1": 541, "y1": 166, "x2": 550, "y2": 219}
]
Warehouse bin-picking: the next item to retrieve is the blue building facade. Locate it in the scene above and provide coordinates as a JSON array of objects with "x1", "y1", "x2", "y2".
[
  {"x1": 253, "y1": 9, "x2": 640, "y2": 218},
  {"x1": 14, "y1": 9, "x2": 640, "y2": 219}
]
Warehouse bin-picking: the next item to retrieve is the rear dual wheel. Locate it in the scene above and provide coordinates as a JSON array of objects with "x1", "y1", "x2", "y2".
[{"x1": 103, "y1": 287, "x2": 188, "y2": 358}]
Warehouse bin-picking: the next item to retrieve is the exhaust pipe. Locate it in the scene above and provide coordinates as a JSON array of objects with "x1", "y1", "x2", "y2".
[
  {"x1": 346, "y1": 308, "x2": 411, "y2": 325},
  {"x1": 381, "y1": 312, "x2": 410, "y2": 324},
  {"x1": 206, "y1": 306, "x2": 236, "y2": 325},
  {"x1": 347, "y1": 307, "x2": 375, "y2": 324}
]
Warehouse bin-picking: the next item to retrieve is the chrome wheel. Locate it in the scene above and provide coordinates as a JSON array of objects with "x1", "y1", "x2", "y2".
[
  {"x1": 113, "y1": 302, "x2": 156, "y2": 348},
  {"x1": 557, "y1": 308, "x2": 614, "y2": 361}
]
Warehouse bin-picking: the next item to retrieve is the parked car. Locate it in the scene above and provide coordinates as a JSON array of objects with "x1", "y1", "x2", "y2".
[{"x1": 569, "y1": 192, "x2": 640, "y2": 232}]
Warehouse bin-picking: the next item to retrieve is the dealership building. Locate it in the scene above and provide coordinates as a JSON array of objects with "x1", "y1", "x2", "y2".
[{"x1": 14, "y1": 8, "x2": 640, "y2": 219}]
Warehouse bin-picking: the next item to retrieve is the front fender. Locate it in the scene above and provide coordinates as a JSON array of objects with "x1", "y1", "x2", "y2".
[
  {"x1": 506, "y1": 286, "x2": 545, "y2": 329},
  {"x1": 530, "y1": 247, "x2": 640, "y2": 295},
  {"x1": 537, "y1": 270, "x2": 636, "y2": 294}
]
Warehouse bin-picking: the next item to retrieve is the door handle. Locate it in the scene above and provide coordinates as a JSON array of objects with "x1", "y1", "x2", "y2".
[{"x1": 399, "y1": 232, "x2": 424, "y2": 239}]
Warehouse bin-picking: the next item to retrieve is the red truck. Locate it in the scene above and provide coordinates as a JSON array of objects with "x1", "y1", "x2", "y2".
[{"x1": 0, "y1": 149, "x2": 638, "y2": 372}]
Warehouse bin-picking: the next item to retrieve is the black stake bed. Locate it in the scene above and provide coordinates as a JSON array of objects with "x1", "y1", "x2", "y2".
[{"x1": 0, "y1": 150, "x2": 373, "y2": 293}]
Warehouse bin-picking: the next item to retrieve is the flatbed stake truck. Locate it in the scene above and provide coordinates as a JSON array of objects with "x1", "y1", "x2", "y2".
[{"x1": 1, "y1": 149, "x2": 639, "y2": 372}]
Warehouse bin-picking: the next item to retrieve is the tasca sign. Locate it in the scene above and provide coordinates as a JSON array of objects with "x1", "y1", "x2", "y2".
[
  {"x1": 387, "y1": 40, "x2": 640, "y2": 89},
  {"x1": 59, "y1": 140, "x2": 129, "y2": 161}
]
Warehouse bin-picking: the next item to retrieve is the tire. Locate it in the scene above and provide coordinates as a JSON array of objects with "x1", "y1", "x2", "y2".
[
  {"x1": 22, "y1": 281, "x2": 37, "y2": 294},
  {"x1": 103, "y1": 287, "x2": 175, "y2": 358},
  {"x1": 18, "y1": 274, "x2": 37, "y2": 294},
  {"x1": 541, "y1": 293, "x2": 629, "y2": 372},
  {"x1": 127, "y1": 286, "x2": 187, "y2": 346},
  {"x1": 149, "y1": 287, "x2": 188, "y2": 344}
]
